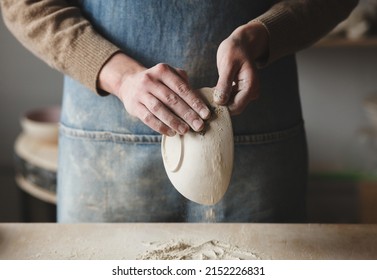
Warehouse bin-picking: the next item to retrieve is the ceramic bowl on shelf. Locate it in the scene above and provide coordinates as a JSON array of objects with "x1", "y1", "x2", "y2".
[
  {"x1": 20, "y1": 106, "x2": 61, "y2": 143},
  {"x1": 161, "y1": 87, "x2": 234, "y2": 205}
]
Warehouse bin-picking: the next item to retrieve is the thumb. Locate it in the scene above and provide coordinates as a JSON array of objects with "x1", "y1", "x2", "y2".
[{"x1": 214, "y1": 64, "x2": 237, "y2": 105}]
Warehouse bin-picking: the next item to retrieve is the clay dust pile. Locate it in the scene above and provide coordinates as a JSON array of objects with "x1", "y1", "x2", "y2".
[{"x1": 138, "y1": 239, "x2": 260, "y2": 260}]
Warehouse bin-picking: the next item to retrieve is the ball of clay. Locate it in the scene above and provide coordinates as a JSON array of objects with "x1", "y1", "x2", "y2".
[{"x1": 161, "y1": 87, "x2": 234, "y2": 205}]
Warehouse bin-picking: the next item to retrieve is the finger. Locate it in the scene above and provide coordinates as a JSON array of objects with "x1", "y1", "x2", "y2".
[
  {"x1": 246, "y1": 64, "x2": 260, "y2": 102},
  {"x1": 228, "y1": 67, "x2": 260, "y2": 115},
  {"x1": 156, "y1": 64, "x2": 211, "y2": 121},
  {"x1": 214, "y1": 61, "x2": 238, "y2": 105},
  {"x1": 150, "y1": 84, "x2": 204, "y2": 134},
  {"x1": 140, "y1": 92, "x2": 190, "y2": 135},
  {"x1": 135, "y1": 103, "x2": 177, "y2": 136},
  {"x1": 175, "y1": 68, "x2": 189, "y2": 83},
  {"x1": 154, "y1": 87, "x2": 204, "y2": 134}
]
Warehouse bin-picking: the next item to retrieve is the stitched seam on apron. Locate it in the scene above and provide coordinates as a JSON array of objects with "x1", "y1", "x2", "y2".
[
  {"x1": 59, "y1": 124, "x2": 162, "y2": 143},
  {"x1": 59, "y1": 122, "x2": 303, "y2": 144},
  {"x1": 234, "y1": 122, "x2": 304, "y2": 144}
]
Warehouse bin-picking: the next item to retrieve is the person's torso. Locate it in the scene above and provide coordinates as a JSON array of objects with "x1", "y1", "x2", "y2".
[{"x1": 62, "y1": 0, "x2": 302, "y2": 136}]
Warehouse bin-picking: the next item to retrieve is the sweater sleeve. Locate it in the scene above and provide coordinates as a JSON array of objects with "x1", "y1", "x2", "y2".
[
  {"x1": 1, "y1": 0, "x2": 359, "y2": 91},
  {"x1": 254, "y1": 0, "x2": 359, "y2": 66},
  {"x1": 0, "y1": 0, "x2": 120, "y2": 94}
]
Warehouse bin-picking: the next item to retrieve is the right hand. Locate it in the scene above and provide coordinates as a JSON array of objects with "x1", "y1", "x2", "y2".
[{"x1": 99, "y1": 54, "x2": 211, "y2": 136}]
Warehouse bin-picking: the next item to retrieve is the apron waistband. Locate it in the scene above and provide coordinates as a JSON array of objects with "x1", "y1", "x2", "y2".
[{"x1": 59, "y1": 121, "x2": 304, "y2": 145}]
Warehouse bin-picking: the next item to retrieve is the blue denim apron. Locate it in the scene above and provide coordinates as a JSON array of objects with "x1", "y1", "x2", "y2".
[{"x1": 58, "y1": 0, "x2": 308, "y2": 222}]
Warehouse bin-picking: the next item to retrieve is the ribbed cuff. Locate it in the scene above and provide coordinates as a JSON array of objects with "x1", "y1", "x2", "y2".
[
  {"x1": 253, "y1": 6, "x2": 296, "y2": 67},
  {"x1": 65, "y1": 26, "x2": 121, "y2": 95}
]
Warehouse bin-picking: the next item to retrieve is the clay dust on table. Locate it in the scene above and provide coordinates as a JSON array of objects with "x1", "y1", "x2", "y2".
[{"x1": 137, "y1": 239, "x2": 261, "y2": 260}]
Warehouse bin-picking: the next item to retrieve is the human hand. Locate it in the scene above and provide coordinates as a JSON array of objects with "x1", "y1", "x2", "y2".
[
  {"x1": 214, "y1": 21, "x2": 269, "y2": 115},
  {"x1": 98, "y1": 54, "x2": 211, "y2": 136}
]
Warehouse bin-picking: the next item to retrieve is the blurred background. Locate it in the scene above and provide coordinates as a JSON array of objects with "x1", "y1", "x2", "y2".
[{"x1": 1, "y1": 0, "x2": 377, "y2": 223}]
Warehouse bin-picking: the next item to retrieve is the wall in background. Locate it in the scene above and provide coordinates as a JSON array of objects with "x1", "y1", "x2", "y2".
[{"x1": 297, "y1": 47, "x2": 377, "y2": 174}]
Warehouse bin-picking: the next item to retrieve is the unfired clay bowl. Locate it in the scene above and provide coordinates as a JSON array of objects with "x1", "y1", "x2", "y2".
[
  {"x1": 161, "y1": 87, "x2": 234, "y2": 205},
  {"x1": 21, "y1": 106, "x2": 61, "y2": 143}
]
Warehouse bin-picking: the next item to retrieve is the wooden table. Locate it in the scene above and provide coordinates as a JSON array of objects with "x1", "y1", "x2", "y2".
[{"x1": 0, "y1": 223, "x2": 376, "y2": 260}]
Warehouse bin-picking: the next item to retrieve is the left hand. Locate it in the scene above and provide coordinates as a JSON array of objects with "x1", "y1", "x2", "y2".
[{"x1": 214, "y1": 21, "x2": 269, "y2": 115}]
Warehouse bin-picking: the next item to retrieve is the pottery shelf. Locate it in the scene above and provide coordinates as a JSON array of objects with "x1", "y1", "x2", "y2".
[{"x1": 314, "y1": 36, "x2": 377, "y2": 48}]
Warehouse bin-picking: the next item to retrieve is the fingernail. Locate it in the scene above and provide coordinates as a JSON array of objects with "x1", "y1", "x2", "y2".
[
  {"x1": 167, "y1": 130, "x2": 176, "y2": 137},
  {"x1": 200, "y1": 108, "x2": 210, "y2": 119},
  {"x1": 178, "y1": 124, "x2": 188, "y2": 134},
  {"x1": 193, "y1": 119, "x2": 203, "y2": 131}
]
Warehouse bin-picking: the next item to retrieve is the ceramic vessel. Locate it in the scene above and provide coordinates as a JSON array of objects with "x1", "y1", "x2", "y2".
[
  {"x1": 161, "y1": 87, "x2": 234, "y2": 205},
  {"x1": 20, "y1": 106, "x2": 61, "y2": 143}
]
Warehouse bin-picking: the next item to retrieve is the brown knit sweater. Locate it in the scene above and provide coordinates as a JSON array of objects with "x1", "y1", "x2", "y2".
[{"x1": 1, "y1": 0, "x2": 358, "y2": 94}]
